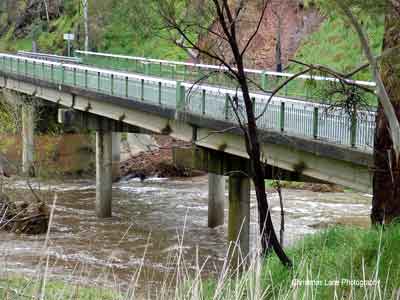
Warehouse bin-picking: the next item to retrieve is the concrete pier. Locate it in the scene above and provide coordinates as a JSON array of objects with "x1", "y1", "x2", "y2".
[
  {"x1": 112, "y1": 133, "x2": 121, "y2": 181},
  {"x1": 228, "y1": 176, "x2": 250, "y2": 262},
  {"x1": 22, "y1": 103, "x2": 35, "y2": 176},
  {"x1": 208, "y1": 174, "x2": 225, "y2": 228},
  {"x1": 96, "y1": 129, "x2": 113, "y2": 218}
]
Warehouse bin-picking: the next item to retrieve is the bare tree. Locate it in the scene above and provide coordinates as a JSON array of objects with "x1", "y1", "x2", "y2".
[{"x1": 158, "y1": 0, "x2": 292, "y2": 266}]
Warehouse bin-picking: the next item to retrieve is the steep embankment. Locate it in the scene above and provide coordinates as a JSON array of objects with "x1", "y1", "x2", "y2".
[{"x1": 198, "y1": 0, "x2": 324, "y2": 68}]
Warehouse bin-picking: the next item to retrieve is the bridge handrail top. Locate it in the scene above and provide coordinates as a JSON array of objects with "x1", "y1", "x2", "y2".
[
  {"x1": 0, "y1": 53, "x2": 179, "y2": 85},
  {"x1": 0, "y1": 52, "x2": 377, "y2": 115},
  {"x1": 17, "y1": 51, "x2": 82, "y2": 62},
  {"x1": 75, "y1": 50, "x2": 376, "y2": 88}
]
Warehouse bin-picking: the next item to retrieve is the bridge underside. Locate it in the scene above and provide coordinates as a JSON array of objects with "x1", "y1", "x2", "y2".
[
  {"x1": 0, "y1": 71, "x2": 375, "y2": 261},
  {"x1": 0, "y1": 73, "x2": 373, "y2": 193}
]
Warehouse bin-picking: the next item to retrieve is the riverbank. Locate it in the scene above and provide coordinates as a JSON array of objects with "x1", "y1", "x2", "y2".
[
  {"x1": 1, "y1": 225, "x2": 397, "y2": 299},
  {"x1": 202, "y1": 225, "x2": 400, "y2": 300}
]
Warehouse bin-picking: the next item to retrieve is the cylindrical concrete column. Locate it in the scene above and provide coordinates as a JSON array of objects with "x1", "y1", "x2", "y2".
[
  {"x1": 208, "y1": 174, "x2": 225, "y2": 228},
  {"x1": 22, "y1": 104, "x2": 35, "y2": 176},
  {"x1": 96, "y1": 130, "x2": 113, "y2": 218},
  {"x1": 228, "y1": 176, "x2": 250, "y2": 262},
  {"x1": 112, "y1": 132, "x2": 121, "y2": 182}
]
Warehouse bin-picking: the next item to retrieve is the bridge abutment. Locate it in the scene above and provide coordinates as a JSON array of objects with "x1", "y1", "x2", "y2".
[
  {"x1": 228, "y1": 175, "x2": 250, "y2": 263},
  {"x1": 208, "y1": 174, "x2": 225, "y2": 228}
]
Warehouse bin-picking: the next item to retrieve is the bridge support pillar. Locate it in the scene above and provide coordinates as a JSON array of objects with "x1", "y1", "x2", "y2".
[
  {"x1": 22, "y1": 103, "x2": 35, "y2": 176},
  {"x1": 208, "y1": 174, "x2": 225, "y2": 228},
  {"x1": 96, "y1": 129, "x2": 113, "y2": 218},
  {"x1": 112, "y1": 133, "x2": 121, "y2": 182},
  {"x1": 228, "y1": 175, "x2": 250, "y2": 263}
]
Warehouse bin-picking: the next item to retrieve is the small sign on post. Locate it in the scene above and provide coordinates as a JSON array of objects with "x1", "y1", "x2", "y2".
[{"x1": 63, "y1": 33, "x2": 75, "y2": 57}]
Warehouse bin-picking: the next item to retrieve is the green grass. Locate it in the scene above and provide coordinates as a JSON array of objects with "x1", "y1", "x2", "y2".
[
  {"x1": 0, "y1": 277, "x2": 121, "y2": 300},
  {"x1": 202, "y1": 225, "x2": 400, "y2": 299},
  {"x1": 292, "y1": 14, "x2": 384, "y2": 82}
]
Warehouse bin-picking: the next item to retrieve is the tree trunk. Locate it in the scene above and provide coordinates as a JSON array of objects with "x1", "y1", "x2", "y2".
[
  {"x1": 372, "y1": 5, "x2": 400, "y2": 224},
  {"x1": 83, "y1": 0, "x2": 89, "y2": 52}
]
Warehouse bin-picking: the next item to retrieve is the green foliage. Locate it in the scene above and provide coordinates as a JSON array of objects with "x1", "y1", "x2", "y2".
[{"x1": 292, "y1": 13, "x2": 384, "y2": 81}]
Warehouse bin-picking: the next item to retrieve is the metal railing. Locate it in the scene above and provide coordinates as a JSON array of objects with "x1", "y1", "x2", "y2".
[
  {"x1": 75, "y1": 50, "x2": 377, "y2": 104},
  {"x1": 17, "y1": 51, "x2": 82, "y2": 64},
  {"x1": 0, "y1": 53, "x2": 375, "y2": 150}
]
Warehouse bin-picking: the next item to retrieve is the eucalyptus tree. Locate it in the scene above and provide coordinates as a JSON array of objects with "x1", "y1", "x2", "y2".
[{"x1": 328, "y1": 0, "x2": 400, "y2": 224}]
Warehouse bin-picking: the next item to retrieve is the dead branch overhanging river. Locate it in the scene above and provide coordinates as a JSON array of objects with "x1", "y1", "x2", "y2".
[{"x1": 0, "y1": 176, "x2": 371, "y2": 296}]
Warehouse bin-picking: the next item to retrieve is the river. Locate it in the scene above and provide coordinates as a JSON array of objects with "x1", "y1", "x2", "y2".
[{"x1": 0, "y1": 176, "x2": 371, "y2": 296}]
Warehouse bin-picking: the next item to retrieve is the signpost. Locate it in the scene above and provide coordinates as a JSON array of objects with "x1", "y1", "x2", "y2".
[{"x1": 63, "y1": 33, "x2": 75, "y2": 57}]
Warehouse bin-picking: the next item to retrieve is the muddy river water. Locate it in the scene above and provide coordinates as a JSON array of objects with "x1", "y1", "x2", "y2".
[{"x1": 0, "y1": 176, "x2": 371, "y2": 296}]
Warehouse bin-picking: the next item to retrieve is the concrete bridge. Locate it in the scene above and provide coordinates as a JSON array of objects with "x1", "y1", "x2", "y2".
[{"x1": 0, "y1": 51, "x2": 376, "y2": 256}]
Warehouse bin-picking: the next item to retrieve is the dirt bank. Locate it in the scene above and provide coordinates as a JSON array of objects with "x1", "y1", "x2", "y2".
[
  {"x1": 120, "y1": 136, "x2": 203, "y2": 179},
  {"x1": 198, "y1": 0, "x2": 324, "y2": 69}
]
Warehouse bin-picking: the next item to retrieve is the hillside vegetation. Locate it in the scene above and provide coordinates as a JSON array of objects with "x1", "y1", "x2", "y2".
[
  {"x1": 0, "y1": 1, "x2": 384, "y2": 79},
  {"x1": 0, "y1": 0, "x2": 188, "y2": 60}
]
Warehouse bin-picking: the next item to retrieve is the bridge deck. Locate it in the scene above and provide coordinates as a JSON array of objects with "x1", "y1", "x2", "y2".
[{"x1": 0, "y1": 53, "x2": 375, "y2": 150}]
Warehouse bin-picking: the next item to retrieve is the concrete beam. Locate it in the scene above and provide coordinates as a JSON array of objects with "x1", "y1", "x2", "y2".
[
  {"x1": 208, "y1": 174, "x2": 225, "y2": 228},
  {"x1": 58, "y1": 109, "x2": 146, "y2": 133},
  {"x1": 96, "y1": 129, "x2": 113, "y2": 218},
  {"x1": 228, "y1": 176, "x2": 250, "y2": 263}
]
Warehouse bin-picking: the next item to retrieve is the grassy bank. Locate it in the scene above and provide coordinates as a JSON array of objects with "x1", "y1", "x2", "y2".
[{"x1": 201, "y1": 225, "x2": 400, "y2": 300}]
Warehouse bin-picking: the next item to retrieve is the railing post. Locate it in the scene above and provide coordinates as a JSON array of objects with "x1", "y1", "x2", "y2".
[
  {"x1": 61, "y1": 66, "x2": 65, "y2": 84},
  {"x1": 225, "y1": 94, "x2": 230, "y2": 120},
  {"x1": 252, "y1": 97, "x2": 256, "y2": 114},
  {"x1": 140, "y1": 79, "x2": 145, "y2": 101},
  {"x1": 73, "y1": 68, "x2": 77, "y2": 86},
  {"x1": 350, "y1": 113, "x2": 357, "y2": 148},
  {"x1": 183, "y1": 65, "x2": 187, "y2": 81},
  {"x1": 25, "y1": 59, "x2": 28, "y2": 76},
  {"x1": 202, "y1": 89, "x2": 206, "y2": 115},
  {"x1": 158, "y1": 81, "x2": 162, "y2": 105},
  {"x1": 125, "y1": 76, "x2": 129, "y2": 98},
  {"x1": 261, "y1": 72, "x2": 268, "y2": 91},
  {"x1": 51, "y1": 64, "x2": 54, "y2": 82},
  {"x1": 313, "y1": 107, "x2": 319, "y2": 139},
  {"x1": 85, "y1": 70, "x2": 88, "y2": 88},
  {"x1": 176, "y1": 81, "x2": 186, "y2": 112},
  {"x1": 97, "y1": 72, "x2": 101, "y2": 91},
  {"x1": 280, "y1": 102, "x2": 285, "y2": 132},
  {"x1": 16, "y1": 58, "x2": 20, "y2": 74},
  {"x1": 33, "y1": 61, "x2": 36, "y2": 78},
  {"x1": 111, "y1": 74, "x2": 114, "y2": 95},
  {"x1": 42, "y1": 62, "x2": 45, "y2": 79}
]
